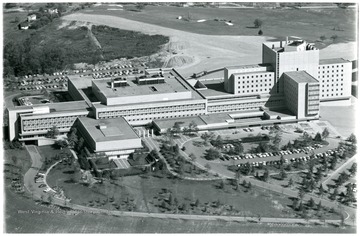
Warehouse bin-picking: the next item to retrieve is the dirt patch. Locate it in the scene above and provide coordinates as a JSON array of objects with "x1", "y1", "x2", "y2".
[{"x1": 164, "y1": 55, "x2": 194, "y2": 68}]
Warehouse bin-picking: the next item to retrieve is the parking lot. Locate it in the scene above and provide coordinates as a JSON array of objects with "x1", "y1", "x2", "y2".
[
  {"x1": 230, "y1": 143, "x2": 341, "y2": 169},
  {"x1": 16, "y1": 61, "x2": 147, "y2": 93}
]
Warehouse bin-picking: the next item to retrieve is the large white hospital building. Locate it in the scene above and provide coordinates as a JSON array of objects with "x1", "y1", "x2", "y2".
[{"x1": 6, "y1": 38, "x2": 353, "y2": 155}]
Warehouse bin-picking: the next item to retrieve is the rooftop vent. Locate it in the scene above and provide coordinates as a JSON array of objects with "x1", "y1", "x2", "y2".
[{"x1": 98, "y1": 123, "x2": 107, "y2": 130}]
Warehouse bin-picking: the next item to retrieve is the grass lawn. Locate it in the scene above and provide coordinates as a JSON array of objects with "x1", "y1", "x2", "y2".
[
  {"x1": 3, "y1": 11, "x2": 33, "y2": 45},
  {"x1": 82, "y1": 5, "x2": 356, "y2": 46},
  {"x1": 47, "y1": 162, "x2": 339, "y2": 219},
  {"x1": 4, "y1": 188, "x2": 355, "y2": 233},
  {"x1": 4, "y1": 148, "x2": 32, "y2": 176}
]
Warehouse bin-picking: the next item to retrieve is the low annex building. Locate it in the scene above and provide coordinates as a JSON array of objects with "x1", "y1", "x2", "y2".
[{"x1": 77, "y1": 116, "x2": 142, "y2": 157}]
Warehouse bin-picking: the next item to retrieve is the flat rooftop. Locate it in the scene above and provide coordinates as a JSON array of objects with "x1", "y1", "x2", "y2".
[
  {"x1": 78, "y1": 116, "x2": 139, "y2": 142},
  {"x1": 284, "y1": 71, "x2": 319, "y2": 83},
  {"x1": 226, "y1": 63, "x2": 271, "y2": 70},
  {"x1": 232, "y1": 70, "x2": 274, "y2": 76},
  {"x1": 92, "y1": 70, "x2": 193, "y2": 98},
  {"x1": 68, "y1": 76, "x2": 93, "y2": 89},
  {"x1": 9, "y1": 100, "x2": 90, "y2": 112},
  {"x1": 153, "y1": 116, "x2": 207, "y2": 129},
  {"x1": 199, "y1": 113, "x2": 233, "y2": 124},
  {"x1": 196, "y1": 79, "x2": 231, "y2": 98},
  {"x1": 319, "y1": 58, "x2": 349, "y2": 65}
]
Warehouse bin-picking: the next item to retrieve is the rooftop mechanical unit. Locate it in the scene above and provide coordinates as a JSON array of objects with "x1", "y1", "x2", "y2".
[
  {"x1": 136, "y1": 76, "x2": 165, "y2": 85},
  {"x1": 111, "y1": 78, "x2": 128, "y2": 88}
]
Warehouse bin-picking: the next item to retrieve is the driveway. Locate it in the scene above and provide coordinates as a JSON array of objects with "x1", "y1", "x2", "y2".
[{"x1": 23, "y1": 145, "x2": 45, "y2": 199}]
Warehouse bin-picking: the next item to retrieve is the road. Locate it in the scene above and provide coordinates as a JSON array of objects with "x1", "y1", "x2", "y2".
[{"x1": 23, "y1": 145, "x2": 45, "y2": 198}]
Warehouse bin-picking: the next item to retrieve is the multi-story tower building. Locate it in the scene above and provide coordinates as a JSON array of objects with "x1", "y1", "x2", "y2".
[
  {"x1": 283, "y1": 71, "x2": 320, "y2": 119},
  {"x1": 318, "y1": 58, "x2": 352, "y2": 102},
  {"x1": 262, "y1": 38, "x2": 319, "y2": 93}
]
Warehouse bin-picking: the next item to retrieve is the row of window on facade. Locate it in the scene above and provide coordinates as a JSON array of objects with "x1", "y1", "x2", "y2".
[
  {"x1": 320, "y1": 75, "x2": 344, "y2": 78},
  {"x1": 237, "y1": 74, "x2": 272, "y2": 79},
  {"x1": 98, "y1": 107, "x2": 205, "y2": 118},
  {"x1": 22, "y1": 115, "x2": 82, "y2": 125},
  {"x1": 238, "y1": 80, "x2": 272, "y2": 84},
  {"x1": 238, "y1": 88, "x2": 270, "y2": 94},
  {"x1": 318, "y1": 70, "x2": 344, "y2": 74},
  {"x1": 322, "y1": 83, "x2": 344, "y2": 88},
  {"x1": 99, "y1": 104, "x2": 206, "y2": 114},
  {"x1": 318, "y1": 64, "x2": 344, "y2": 69},
  {"x1": 321, "y1": 93, "x2": 343, "y2": 97},
  {"x1": 98, "y1": 112, "x2": 205, "y2": 121}
]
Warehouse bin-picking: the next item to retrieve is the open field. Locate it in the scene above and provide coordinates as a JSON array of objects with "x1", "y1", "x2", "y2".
[
  {"x1": 319, "y1": 98, "x2": 358, "y2": 137},
  {"x1": 63, "y1": 9, "x2": 357, "y2": 78},
  {"x1": 81, "y1": 5, "x2": 356, "y2": 42}
]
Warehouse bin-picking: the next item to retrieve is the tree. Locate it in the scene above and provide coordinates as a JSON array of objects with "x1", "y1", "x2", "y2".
[
  {"x1": 349, "y1": 163, "x2": 357, "y2": 176},
  {"x1": 47, "y1": 194, "x2": 53, "y2": 204},
  {"x1": 135, "y1": 3, "x2": 146, "y2": 11},
  {"x1": 194, "y1": 199, "x2": 200, "y2": 207},
  {"x1": 279, "y1": 167, "x2": 287, "y2": 179},
  {"x1": 46, "y1": 126, "x2": 60, "y2": 139},
  {"x1": 235, "y1": 169, "x2": 241, "y2": 182},
  {"x1": 54, "y1": 140, "x2": 68, "y2": 149},
  {"x1": 298, "y1": 188, "x2": 305, "y2": 201},
  {"x1": 188, "y1": 121, "x2": 199, "y2": 135},
  {"x1": 212, "y1": 135, "x2": 224, "y2": 149},
  {"x1": 322, "y1": 128, "x2": 330, "y2": 140},
  {"x1": 288, "y1": 178, "x2": 294, "y2": 187},
  {"x1": 11, "y1": 155, "x2": 18, "y2": 166},
  {"x1": 67, "y1": 127, "x2": 78, "y2": 148},
  {"x1": 308, "y1": 197, "x2": 315, "y2": 208},
  {"x1": 292, "y1": 198, "x2": 299, "y2": 210},
  {"x1": 279, "y1": 155, "x2": 285, "y2": 166},
  {"x1": 302, "y1": 208, "x2": 309, "y2": 222},
  {"x1": 258, "y1": 30, "x2": 263, "y2": 35},
  {"x1": 262, "y1": 168, "x2": 269, "y2": 182},
  {"x1": 219, "y1": 180, "x2": 225, "y2": 189},
  {"x1": 254, "y1": 19, "x2": 263, "y2": 28},
  {"x1": 330, "y1": 34, "x2": 338, "y2": 42},
  {"x1": 318, "y1": 184, "x2": 325, "y2": 197},
  {"x1": 76, "y1": 137, "x2": 85, "y2": 152},
  {"x1": 329, "y1": 188, "x2": 338, "y2": 201},
  {"x1": 204, "y1": 148, "x2": 221, "y2": 160},
  {"x1": 188, "y1": 153, "x2": 196, "y2": 162},
  {"x1": 172, "y1": 122, "x2": 182, "y2": 134},
  {"x1": 346, "y1": 133, "x2": 357, "y2": 144},
  {"x1": 314, "y1": 132, "x2": 322, "y2": 142},
  {"x1": 200, "y1": 132, "x2": 215, "y2": 145},
  {"x1": 317, "y1": 201, "x2": 322, "y2": 210},
  {"x1": 320, "y1": 35, "x2": 326, "y2": 41},
  {"x1": 234, "y1": 143, "x2": 244, "y2": 154}
]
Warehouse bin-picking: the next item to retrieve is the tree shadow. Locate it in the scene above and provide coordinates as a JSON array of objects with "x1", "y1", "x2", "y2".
[
  {"x1": 246, "y1": 26, "x2": 258, "y2": 29},
  {"x1": 63, "y1": 170, "x2": 75, "y2": 174}
]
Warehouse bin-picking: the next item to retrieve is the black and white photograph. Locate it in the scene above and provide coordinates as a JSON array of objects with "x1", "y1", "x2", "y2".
[{"x1": 2, "y1": 1, "x2": 358, "y2": 233}]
